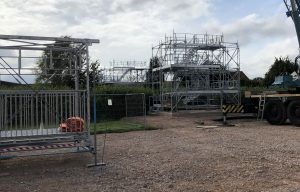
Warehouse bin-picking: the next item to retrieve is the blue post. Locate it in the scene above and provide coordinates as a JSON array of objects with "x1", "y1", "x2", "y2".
[{"x1": 93, "y1": 93, "x2": 97, "y2": 165}]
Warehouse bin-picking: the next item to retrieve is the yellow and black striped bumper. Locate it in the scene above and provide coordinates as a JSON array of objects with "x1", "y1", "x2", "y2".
[{"x1": 222, "y1": 105, "x2": 244, "y2": 114}]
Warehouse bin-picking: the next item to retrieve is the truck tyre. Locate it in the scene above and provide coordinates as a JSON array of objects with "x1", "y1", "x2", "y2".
[
  {"x1": 287, "y1": 100, "x2": 300, "y2": 127},
  {"x1": 264, "y1": 100, "x2": 287, "y2": 125}
]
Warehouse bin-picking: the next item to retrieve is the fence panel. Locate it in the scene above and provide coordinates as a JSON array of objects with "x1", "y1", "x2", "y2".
[
  {"x1": 93, "y1": 93, "x2": 146, "y2": 130},
  {"x1": 0, "y1": 90, "x2": 90, "y2": 146}
]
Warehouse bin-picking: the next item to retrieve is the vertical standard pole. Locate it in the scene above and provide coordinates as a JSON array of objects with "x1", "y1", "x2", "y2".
[
  {"x1": 171, "y1": 93, "x2": 173, "y2": 115},
  {"x1": 50, "y1": 49, "x2": 53, "y2": 69},
  {"x1": 125, "y1": 95, "x2": 128, "y2": 117},
  {"x1": 87, "y1": 57, "x2": 105, "y2": 168},
  {"x1": 18, "y1": 49, "x2": 21, "y2": 75},
  {"x1": 86, "y1": 43, "x2": 95, "y2": 166},
  {"x1": 85, "y1": 44, "x2": 94, "y2": 151},
  {"x1": 75, "y1": 55, "x2": 79, "y2": 116},
  {"x1": 143, "y1": 93, "x2": 146, "y2": 130},
  {"x1": 223, "y1": 113, "x2": 227, "y2": 125},
  {"x1": 291, "y1": 0, "x2": 300, "y2": 49},
  {"x1": 86, "y1": 44, "x2": 91, "y2": 136},
  {"x1": 93, "y1": 89, "x2": 98, "y2": 166}
]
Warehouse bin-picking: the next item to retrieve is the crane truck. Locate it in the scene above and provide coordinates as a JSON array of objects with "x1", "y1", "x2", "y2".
[{"x1": 246, "y1": 0, "x2": 300, "y2": 126}]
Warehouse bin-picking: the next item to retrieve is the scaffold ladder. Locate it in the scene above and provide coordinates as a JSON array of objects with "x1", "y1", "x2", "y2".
[{"x1": 257, "y1": 94, "x2": 266, "y2": 120}]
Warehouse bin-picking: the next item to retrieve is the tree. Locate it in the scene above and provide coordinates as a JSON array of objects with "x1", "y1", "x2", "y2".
[
  {"x1": 146, "y1": 56, "x2": 161, "y2": 89},
  {"x1": 35, "y1": 38, "x2": 100, "y2": 88},
  {"x1": 35, "y1": 39, "x2": 77, "y2": 87},
  {"x1": 241, "y1": 77, "x2": 264, "y2": 87},
  {"x1": 88, "y1": 60, "x2": 102, "y2": 89},
  {"x1": 264, "y1": 57, "x2": 298, "y2": 86},
  {"x1": 252, "y1": 77, "x2": 264, "y2": 87}
]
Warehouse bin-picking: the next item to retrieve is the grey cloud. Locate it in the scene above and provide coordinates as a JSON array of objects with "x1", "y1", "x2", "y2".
[
  {"x1": 50, "y1": 1, "x2": 109, "y2": 25},
  {"x1": 110, "y1": 0, "x2": 211, "y2": 20},
  {"x1": 223, "y1": 14, "x2": 293, "y2": 46},
  {"x1": 1, "y1": 0, "x2": 288, "y2": 79},
  {"x1": 201, "y1": 13, "x2": 293, "y2": 47},
  {"x1": 111, "y1": 0, "x2": 157, "y2": 12}
]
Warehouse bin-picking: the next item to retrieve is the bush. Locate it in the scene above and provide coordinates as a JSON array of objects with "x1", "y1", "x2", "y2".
[{"x1": 93, "y1": 84, "x2": 152, "y2": 95}]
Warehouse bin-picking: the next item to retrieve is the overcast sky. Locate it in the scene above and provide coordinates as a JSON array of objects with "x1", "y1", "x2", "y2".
[{"x1": 0, "y1": 0, "x2": 298, "y2": 79}]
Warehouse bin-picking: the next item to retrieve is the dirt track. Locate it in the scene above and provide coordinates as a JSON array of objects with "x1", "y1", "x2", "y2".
[{"x1": 2, "y1": 114, "x2": 300, "y2": 191}]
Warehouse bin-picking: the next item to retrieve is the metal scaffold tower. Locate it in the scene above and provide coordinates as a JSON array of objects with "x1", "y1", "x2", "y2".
[
  {"x1": 100, "y1": 60, "x2": 148, "y2": 84},
  {"x1": 151, "y1": 32, "x2": 241, "y2": 112}
]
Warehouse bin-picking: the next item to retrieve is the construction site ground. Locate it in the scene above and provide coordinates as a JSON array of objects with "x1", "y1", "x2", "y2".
[{"x1": 2, "y1": 112, "x2": 300, "y2": 191}]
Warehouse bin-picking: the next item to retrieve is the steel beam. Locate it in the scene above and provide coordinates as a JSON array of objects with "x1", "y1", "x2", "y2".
[{"x1": 0, "y1": 34, "x2": 99, "y2": 44}]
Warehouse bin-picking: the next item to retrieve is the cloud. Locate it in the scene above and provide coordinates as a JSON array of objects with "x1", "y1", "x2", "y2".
[
  {"x1": 109, "y1": 0, "x2": 211, "y2": 20},
  {"x1": 0, "y1": 0, "x2": 297, "y2": 82},
  {"x1": 0, "y1": 0, "x2": 213, "y2": 82},
  {"x1": 201, "y1": 12, "x2": 294, "y2": 45},
  {"x1": 197, "y1": 10, "x2": 297, "y2": 78},
  {"x1": 242, "y1": 37, "x2": 298, "y2": 78}
]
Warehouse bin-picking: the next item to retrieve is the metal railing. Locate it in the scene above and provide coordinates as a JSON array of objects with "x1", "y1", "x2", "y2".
[{"x1": 0, "y1": 90, "x2": 89, "y2": 145}]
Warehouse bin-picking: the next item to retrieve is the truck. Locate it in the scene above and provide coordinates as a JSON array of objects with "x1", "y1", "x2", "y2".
[{"x1": 245, "y1": 0, "x2": 300, "y2": 126}]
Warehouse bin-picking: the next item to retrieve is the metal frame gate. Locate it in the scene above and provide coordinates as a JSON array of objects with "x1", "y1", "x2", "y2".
[{"x1": 0, "y1": 35, "x2": 99, "y2": 163}]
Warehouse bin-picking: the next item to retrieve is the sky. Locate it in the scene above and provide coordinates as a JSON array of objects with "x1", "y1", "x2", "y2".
[{"x1": 0, "y1": 0, "x2": 298, "y2": 79}]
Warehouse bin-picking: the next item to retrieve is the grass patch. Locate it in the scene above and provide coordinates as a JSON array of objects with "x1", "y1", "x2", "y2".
[{"x1": 91, "y1": 120, "x2": 158, "y2": 134}]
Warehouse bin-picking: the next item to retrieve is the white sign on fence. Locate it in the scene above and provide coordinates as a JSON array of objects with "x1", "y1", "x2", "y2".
[{"x1": 108, "y1": 99, "x2": 112, "y2": 106}]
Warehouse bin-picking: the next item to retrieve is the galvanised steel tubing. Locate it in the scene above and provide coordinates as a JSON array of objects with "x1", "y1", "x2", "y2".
[
  {"x1": 0, "y1": 35, "x2": 98, "y2": 157},
  {"x1": 0, "y1": 34, "x2": 99, "y2": 44},
  {"x1": 0, "y1": 91, "x2": 87, "y2": 138},
  {"x1": 0, "y1": 46, "x2": 79, "y2": 52}
]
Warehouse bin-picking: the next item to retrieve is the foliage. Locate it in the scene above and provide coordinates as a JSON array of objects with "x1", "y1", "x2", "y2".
[
  {"x1": 0, "y1": 83, "x2": 152, "y2": 95},
  {"x1": 35, "y1": 39, "x2": 76, "y2": 87},
  {"x1": 264, "y1": 57, "x2": 298, "y2": 86},
  {"x1": 0, "y1": 84, "x2": 71, "y2": 90},
  {"x1": 79, "y1": 60, "x2": 102, "y2": 89},
  {"x1": 149, "y1": 56, "x2": 160, "y2": 69},
  {"x1": 35, "y1": 37, "x2": 101, "y2": 89},
  {"x1": 241, "y1": 77, "x2": 264, "y2": 87},
  {"x1": 146, "y1": 56, "x2": 160, "y2": 89},
  {"x1": 93, "y1": 84, "x2": 152, "y2": 95},
  {"x1": 90, "y1": 60, "x2": 102, "y2": 87}
]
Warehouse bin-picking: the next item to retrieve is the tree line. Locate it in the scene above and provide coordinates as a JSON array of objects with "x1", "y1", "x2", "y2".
[
  {"x1": 35, "y1": 38, "x2": 298, "y2": 89},
  {"x1": 242, "y1": 57, "x2": 298, "y2": 87}
]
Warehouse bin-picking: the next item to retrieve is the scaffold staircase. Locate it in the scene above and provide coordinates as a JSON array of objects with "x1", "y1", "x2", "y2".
[
  {"x1": 183, "y1": 94, "x2": 199, "y2": 105},
  {"x1": 117, "y1": 68, "x2": 131, "y2": 82},
  {"x1": 182, "y1": 48, "x2": 197, "y2": 64},
  {"x1": 170, "y1": 95, "x2": 183, "y2": 112}
]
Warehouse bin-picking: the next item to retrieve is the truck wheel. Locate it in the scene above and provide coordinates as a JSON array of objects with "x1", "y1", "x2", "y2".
[
  {"x1": 287, "y1": 100, "x2": 300, "y2": 127},
  {"x1": 264, "y1": 100, "x2": 287, "y2": 125}
]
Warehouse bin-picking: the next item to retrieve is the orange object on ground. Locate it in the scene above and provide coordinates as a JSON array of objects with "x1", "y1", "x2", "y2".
[{"x1": 59, "y1": 117, "x2": 84, "y2": 132}]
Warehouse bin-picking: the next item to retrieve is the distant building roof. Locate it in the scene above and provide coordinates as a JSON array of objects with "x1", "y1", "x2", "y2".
[
  {"x1": 240, "y1": 71, "x2": 249, "y2": 81},
  {"x1": 0, "y1": 80, "x2": 19, "y2": 86}
]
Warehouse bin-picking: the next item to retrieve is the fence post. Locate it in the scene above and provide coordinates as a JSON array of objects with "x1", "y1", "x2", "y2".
[
  {"x1": 223, "y1": 113, "x2": 227, "y2": 125},
  {"x1": 125, "y1": 94, "x2": 128, "y2": 117},
  {"x1": 143, "y1": 93, "x2": 146, "y2": 130},
  {"x1": 93, "y1": 93, "x2": 98, "y2": 164}
]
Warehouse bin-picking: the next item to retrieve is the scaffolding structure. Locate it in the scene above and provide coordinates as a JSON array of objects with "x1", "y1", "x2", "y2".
[
  {"x1": 100, "y1": 60, "x2": 148, "y2": 84},
  {"x1": 0, "y1": 35, "x2": 99, "y2": 159},
  {"x1": 151, "y1": 32, "x2": 240, "y2": 112}
]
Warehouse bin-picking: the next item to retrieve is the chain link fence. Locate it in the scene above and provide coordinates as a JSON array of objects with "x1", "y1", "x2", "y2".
[{"x1": 92, "y1": 93, "x2": 146, "y2": 133}]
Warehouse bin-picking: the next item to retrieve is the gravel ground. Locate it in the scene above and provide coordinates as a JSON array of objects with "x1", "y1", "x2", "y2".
[{"x1": 2, "y1": 114, "x2": 300, "y2": 192}]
